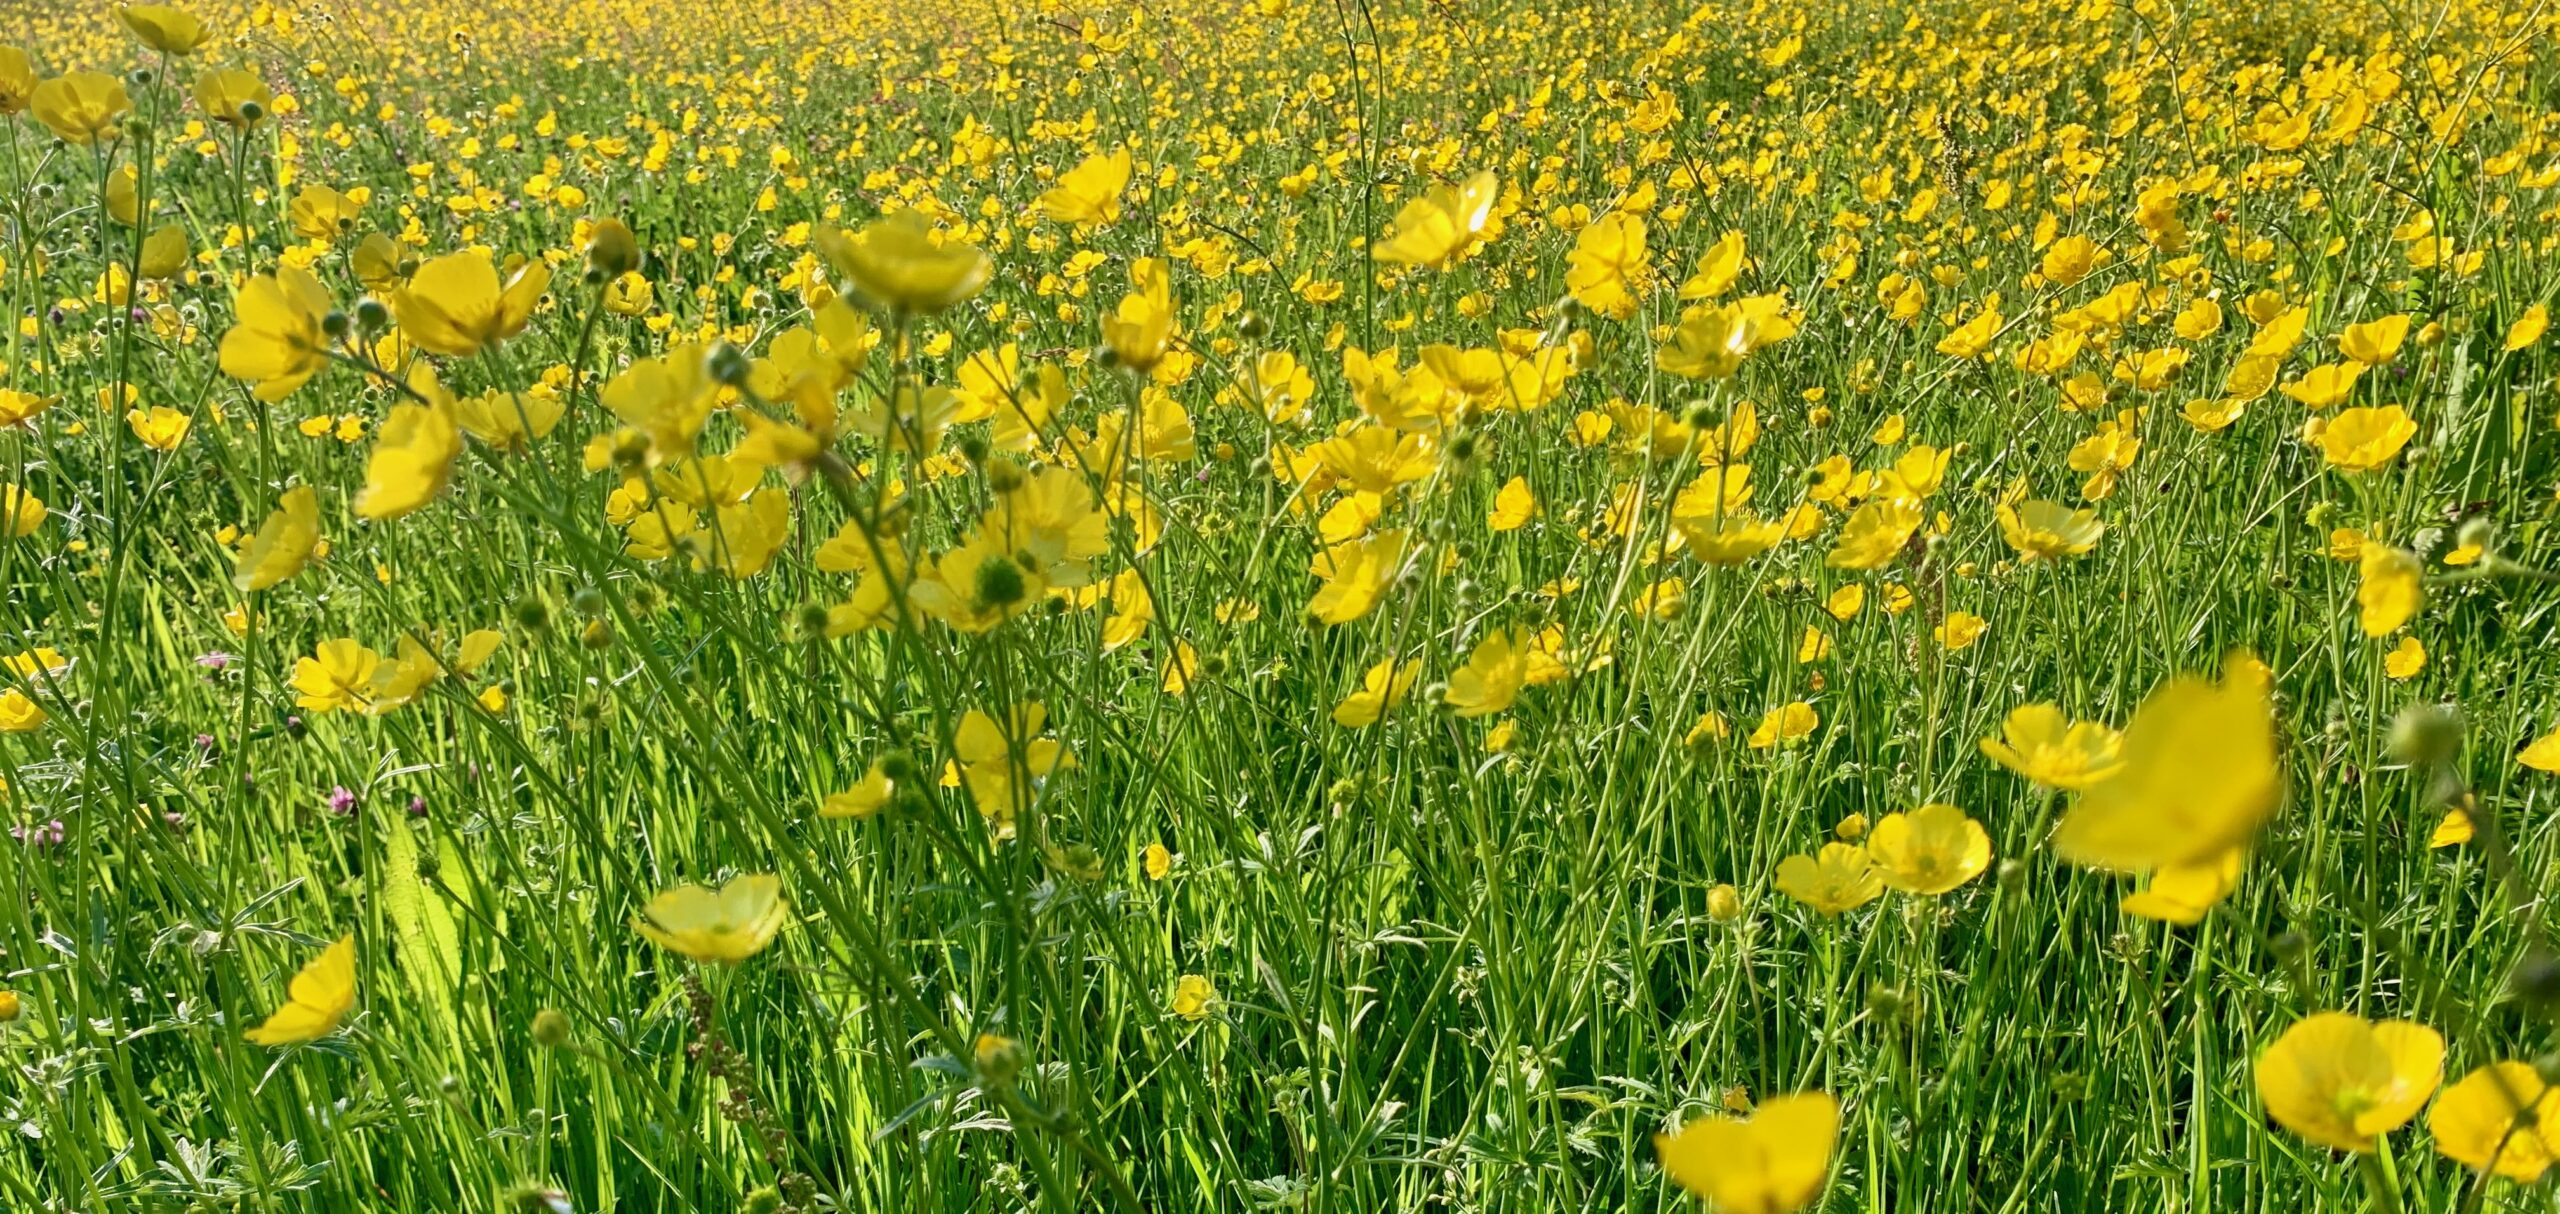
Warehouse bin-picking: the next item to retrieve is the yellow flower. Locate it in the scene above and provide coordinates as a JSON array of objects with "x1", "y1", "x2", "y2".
[
  {"x1": 812, "y1": 210, "x2": 992, "y2": 314},
  {"x1": 1171, "y1": 974, "x2": 1217, "y2": 1021},
  {"x1": 125, "y1": 406, "x2": 191, "y2": 451},
  {"x1": 2430, "y1": 1062, "x2": 2560, "y2": 1180},
  {"x1": 1307, "y1": 530, "x2": 1408, "y2": 625},
  {"x1": 1488, "y1": 475, "x2": 1538, "y2": 531},
  {"x1": 1996, "y1": 499, "x2": 2103, "y2": 561},
  {"x1": 3, "y1": 484, "x2": 47, "y2": 537},
  {"x1": 1101, "y1": 257, "x2": 1178, "y2": 373},
  {"x1": 289, "y1": 184, "x2": 365, "y2": 242},
  {"x1": 30, "y1": 72, "x2": 132, "y2": 144},
  {"x1": 2118, "y1": 846, "x2": 2246, "y2": 924},
  {"x1": 119, "y1": 5, "x2": 213, "y2": 54},
  {"x1": 1747, "y1": 701, "x2": 1819, "y2": 749},
  {"x1": 2382, "y1": 635, "x2": 2425, "y2": 680},
  {"x1": 217, "y1": 266, "x2": 336, "y2": 402},
  {"x1": 2278, "y1": 362, "x2": 2363, "y2": 409},
  {"x1": 602, "y1": 342, "x2": 719, "y2": 462},
  {"x1": 0, "y1": 689, "x2": 45, "y2": 733},
  {"x1": 1654, "y1": 1091, "x2": 1839, "y2": 1213},
  {"x1": 1935, "y1": 305, "x2": 2002, "y2": 359},
  {"x1": 1676, "y1": 512, "x2": 1782, "y2": 565},
  {"x1": 390, "y1": 252, "x2": 549, "y2": 357},
  {"x1": 355, "y1": 401, "x2": 463, "y2": 520},
  {"x1": 2054, "y1": 660, "x2": 2278, "y2": 872},
  {"x1": 138, "y1": 223, "x2": 189, "y2": 279},
  {"x1": 233, "y1": 484, "x2": 322, "y2": 592},
  {"x1": 2355, "y1": 543, "x2": 2421, "y2": 636},
  {"x1": 2507, "y1": 302, "x2": 2550, "y2": 352},
  {"x1": 1444, "y1": 629, "x2": 1529, "y2": 719},
  {"x1": 632, "y1": 875, "x2": 787, "y2": 964},
  {"x1": 949, "y1": 702, "x2": 1073, "y2": 832},
  {"x1": 1371, "y1": 170, "x2": 1500, "y2": 270},
  {"x1": 1333, "y1": 657, "x2": 1421, "y2": 727},
  {"x1": 1038, "y1": 148, "x2": 1133, "y2": 227},
  {"x1": 0, "y1": 48, "x2": 35, "y2": 115},
  {"x1": 1142, "y1": 842, "x2": 1175, "y2": 880},
  {"x1": 194, "y1": 68, "x2": 271, "y2": 128},
  {"x1": 1935, "y1": 611, "x2": 1987, "y2": 650},
  {"x1": 1979, "y1": 703, "x2": 2123, "y2": 790},
  {"x1": 243, "y1": 935, "x2": 357, "y2": 1046},
  {"x1": 453, "y1": 390, "x2": 565, "y2": 453},
  {"x1": 2254, "y1": 1012, "x2": 2442, "y2": 1152},
  {"x1": 820, "y1": 761, "x2": 895, "y2": 819},
  {"x1": 2339, "y1": 315, "x2": 2410, "y2": 365},
  {"x1": 2520, "y1": 726, "x2": 2560, "y2": 774},
  {"x1": 1776, "y1": 843, "x2": 1880, "y2": 915},
  {"x1": 2318, "y1": 405, "x2": 2416, "y2": 473},
  {"x1": 1564, "y1": 212, "x2": 1647, "y2": 320},
  {"x1": 1865, "y1": 804, "x2": 1990, "y2": 895},
  {"x1": 1826, "y1": 497, "x2": 1922, "y2": 570}
]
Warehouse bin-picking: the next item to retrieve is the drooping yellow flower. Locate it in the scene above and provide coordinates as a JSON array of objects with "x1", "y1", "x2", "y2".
[
  {"x1": 1775, "y1": 843, "x2": 1881, "y2": 915},
  {"x1": 2355, "y1": 543, "x2": 2421, "y2": 636},
  {"x1": 1444, "y1": 630, "x2": 1529, "y2": 718},
  {"x1": 233, "y1": 484, "x2": 322, "y2": 592},
  {"x1": 30, "y1": 72, "x2": 133, "y2": 144},
  {"x1": 1370, "y1": 170, "x2": 1500, "y2": 270},
  {"x1": 1866, "y1": 804, "x2": 1990, "y2": 895},
  {"x1": 243, "y1": 935, "x2": 357, "y2": 1046},
  {"x1": 812, "y1": 209, "x2": 992, "y2": 314},
  {"x1": 218, "y1": 267, "x2": 336, "y2": 402},
  {"x1": 632, "y1": 875, "x2": 787, "y2": 964},
  {"x1": 1996, "y1": 499, "x2": 2103, "y2": 561},
  {"x1": 1039, "y1": 148, "x2": 1133, "y2": 227},
  {"x1": 2318, "y1": 405, "x2": 2416, "y2": 473},
  {"x1": 1979, "y1": 704, "x2": 2123, "y2": 790},
  {"x1": 390, "y1": 252, "x2": 549, "y2": 357},
  {"x1": 2430, "y1": 1062, "x2": 2560, "y2": 1180},
  {"x1": 2054, "y1": 660, "x2": 2279, "y2": 872},
  {"x1": 2255, "y1": 1012, "x2": 2442, "y2": 1152},
  {"x1": 119, "y1": 5, "x2": 213, "y2": 53},
  {"x1": 194, "y1": 68, "x2": 271, "y2": 128},
  {"x1": 1654, "y1": 1091, "x2": 1839, "y2": 1213},
  {"x1": 0, "y1": 48, "x2": 35, "y2": 115}
]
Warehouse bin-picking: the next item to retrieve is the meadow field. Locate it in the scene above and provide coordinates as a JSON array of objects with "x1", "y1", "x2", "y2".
[{"x1": 4, "y1": 0, "x2": 2560, "y2": 1209}]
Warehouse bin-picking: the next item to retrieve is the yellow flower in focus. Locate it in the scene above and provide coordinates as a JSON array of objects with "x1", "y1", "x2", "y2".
[
  {"x1": 218, "y1": 267, "x2": 336, "y2": 402},
  {"x1": 1979, "y1": 703, "x2": 2122, "y2": 790},
  {"x1": 1654, "y1": 1091, "x2": 1839, "y2": 1213},
  {"x1": 1371, "y1": 170, "x2": 1500, "y2": 270},
  {"x1": 2054, "y1": 660, "x2": 2279, "y2": 872},
  {"x1": 1307, "y1": 530, "x2": 1408, "y2": 625},
  {"x1": 2318, "y1": 405, "x2": 2416, "y2": 473},
  {"x1": 1564, "y1": 212, "x2": 1647, "y2": 321},
  {"x1": 813, "y1": 210, "x2": 992, "y2": 314},
  {"x1": 390, "y1": 252, "x2": 549, "y2": 357},
  {"x1": 233, "y1": 484, "x2": 322, "y2": 592},
  {"x1": 2339, "y1": 315, "x2": 2410, "y2": 365},
  {"x1": 1101, "y1": 258, "x2": 1179, "y2": 374},
  {"x1": 1775, "y1": 843, "x2": 1881, "y2": 915},
  {"x1": 2382, "y1": 635, "x2": 2425, "y2": 680},
  {"x1": 2430, "y1": 1062, "x2": 2560, "y2": 1180},
  {"x1": 1826, "y1": 497, "x2": 1922, "y2": 570},
  {"x1": 119, "y1": 5, "x2": 213, "y2": 54},
  {"x1": 30, "y1": 73, "x2": 133, "y2": 144},
  {"x1": 1676, "y1": 512, "x2": 1782, "y2": 565},
  {"x1": 1747, "y1": 701, "x2": 1819, "y2": 749},
  {"x1": 126, "y1": 406, "x2": 191, "y2": 451},
  {"x1": 1866, "y1": 804, "x2": 1990, "y2": 895},
  {"x1": 0, "y1": 689, "x2": 45, "y2": 733},
  {"x1": 1488, "y1": 475, "x2": 1537, "y2": 531},
  {"x1": 1445, "y1": 629, "x2": 1530, "y2": 718},
  {"x1": 632, "y1": 875, "x2": 787, "y2": 964},
  {"x1": 2255, "y1": 1012, "x2": 2442, "y2": 1152},
  {"x1": 243, "y1": 935, "x2": 357, "y2": 1046}
]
